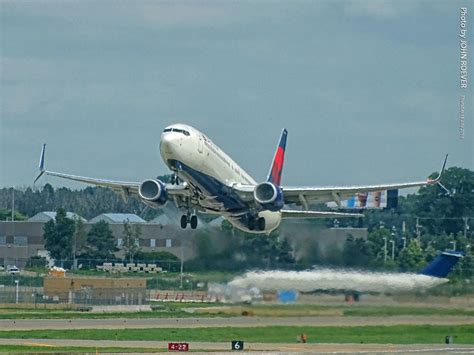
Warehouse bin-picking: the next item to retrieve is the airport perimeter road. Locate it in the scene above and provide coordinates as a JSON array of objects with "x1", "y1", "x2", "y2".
[
  {"x1": 1, "y1": 339, "x2": 474, "y2": 353},
  {"x1": 1, "y1": 316, "x2": 474, "y2": 330}
]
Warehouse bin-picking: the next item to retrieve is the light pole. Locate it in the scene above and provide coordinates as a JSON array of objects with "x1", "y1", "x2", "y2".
[
  {"x1": 14, "y1": 280, "x2": 19, "y2": 304},
  {"x1": 382, "y1": 237, "x2": 387, "y2": 264},
  {"x1": 389, "y1": 240, "x2": 395, "y2": 261},
  {"x1": 180, "y1": 238, "x2": 184, "y2": 289},
  {"x1": 449, "y1": 241, "x2": 456, "y2": 251},
  {"x1": 402, "y1": 237, "x2": 407, "y2": 250},
  {"x1": 464, "y1": 217, "x2": 469, "y2": 239}
]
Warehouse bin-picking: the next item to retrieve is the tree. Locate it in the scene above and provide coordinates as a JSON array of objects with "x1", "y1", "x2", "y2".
[
  {"x1": 83, "y1": 221, "x2": 117, "y2": 263},
  {"x1": 122, "y1": 220, "x2": 141, "y2": 263},
  {"x1": 43, "y1": 208, "x2": 75, "y2": 266},
  {"x1": 0, "y1": 208, "x2": 27, "y2": 221},
  {"x1": 366, "y1": 228, "x2": 392, "y2": 267},
  {"x1": 343, "y1": 235, "x2": 374, "y2": 268},
  {"x1": 276, "y1": 238, "x2": 296, "y2": 268},
  {"x1": 397, "y1": 239, "x2": 425, "y2": 271},
  {"x1": 414, "y1": 167, "x2": 474, "y2": 235},
  {"x1": 72, "y1": 217, "x2": 87, "y2": 269}
]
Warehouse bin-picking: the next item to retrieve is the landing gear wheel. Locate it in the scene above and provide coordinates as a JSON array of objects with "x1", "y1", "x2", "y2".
[
  {"x1": 190, "y1": 215, "x2": 198, "y2": 229},
  {"x1": 258, "y1": 217, "x2": 266, "y2": 231},
  {"x1": 171, "y1": 174, "x2": 180, "y2": 185},
  {"x1": 248, "y1": 218, "x2": 256, "y2": 231},
  {"x1": 180, "y1": 215, "x2": 188, "y2": 229}
]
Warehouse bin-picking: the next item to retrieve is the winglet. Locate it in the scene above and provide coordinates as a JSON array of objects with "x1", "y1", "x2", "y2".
[
  {"x1": 428, "y1": 154, "x2": 448, "y2": 184},
  {"x1": 267, "y1": 129, "x2": 288, "y2": 186},
  {"x1": 426, "y1": 154, "x2": 449, "y2": 194},
  {"x1": 34, "y1": 144, "x2": 46, "y2": 184}
]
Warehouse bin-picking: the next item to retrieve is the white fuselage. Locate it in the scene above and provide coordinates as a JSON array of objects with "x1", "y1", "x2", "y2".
[{"x1": 159, "y1": 123, "x2": 282, "y2": 233}]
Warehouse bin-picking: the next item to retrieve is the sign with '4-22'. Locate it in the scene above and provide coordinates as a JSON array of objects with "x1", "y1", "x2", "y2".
[
  {"x1": 168, "y1": 342, "x2": 189, "y2": 351},
  {"x1": 232, "y1": 340, "x2": 244, "y2": 351}
]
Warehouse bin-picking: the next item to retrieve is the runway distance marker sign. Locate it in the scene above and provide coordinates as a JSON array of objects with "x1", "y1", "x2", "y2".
[
  {"x1": 232, "y1": 340, "x2": 244, "y2": 350},
  {"x1": 168, "y1": 342, "x2": 189, "y2": 351}
]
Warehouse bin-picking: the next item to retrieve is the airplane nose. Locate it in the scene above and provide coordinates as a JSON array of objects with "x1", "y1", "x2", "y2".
[{"x1": 160, "y1": 133, "x2": 175, "y2": 155}]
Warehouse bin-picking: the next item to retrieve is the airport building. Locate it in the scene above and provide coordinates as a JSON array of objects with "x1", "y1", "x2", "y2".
[
  {"x1": 0, "y1": 212, "x2": 203, "y2": 268},
  {"x1": 0, "y1": 212, "x2": 367, "y2": 268}
]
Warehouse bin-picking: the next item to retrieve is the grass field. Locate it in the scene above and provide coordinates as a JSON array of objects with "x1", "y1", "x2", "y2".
[
  {"x1": 1, "y1": 303, "x2": 473, "y2": 319},
  {"x1": 203, "y1": 304, "x2": 474, "y2": 317},
  {"x1": 0, "y1": 325, "x2": 473, "y2": 344},
  {"x1": 0, "y1": 345, "x2": 166, "y2": 353}
]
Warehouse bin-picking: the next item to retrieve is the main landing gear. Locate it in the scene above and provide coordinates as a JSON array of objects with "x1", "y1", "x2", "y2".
[
  {"x1": 248, "y1": 217, "x2": 266, "y2": 231},
  {"x1": 180, "y1": 214, "x2": 198, "y2": 229}
]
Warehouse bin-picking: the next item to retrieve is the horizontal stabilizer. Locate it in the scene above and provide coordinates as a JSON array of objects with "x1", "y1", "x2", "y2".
[
  {"x1": 281, "y1": 210, "x2": 364, "y2": 219},
  {"x1": 419, "y1": 251, "x2": 463, "y2": 278}
]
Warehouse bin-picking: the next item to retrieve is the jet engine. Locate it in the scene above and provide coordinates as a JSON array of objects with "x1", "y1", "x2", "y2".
[
  {"x1": 253, "y1": 182, "x2": 284, "y2": 211},
  {"x1": 138, "y1": 179, "x2": 168, "y2": 208}
]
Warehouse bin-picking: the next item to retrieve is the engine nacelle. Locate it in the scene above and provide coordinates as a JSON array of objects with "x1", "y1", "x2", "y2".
[
  {"x1": 138, "y1": 179, "x2": 168, "y2": 207},
  {"x1": 254, "y1": 182, "x2": 284, "y2": 211}
]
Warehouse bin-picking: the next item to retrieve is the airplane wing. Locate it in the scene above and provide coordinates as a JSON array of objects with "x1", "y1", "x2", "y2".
[
  {"x1": 280, "y1": 210, "x2": 364, "y2": 218},
  {"x1": 33, "y1": 144, "x2": 190, "y2": 200},
  {"x1": 282, "y1": 180, "x2": 429, "y2": 207},
  {"x1": 233, "y1": 155, "x2": 448, "y2": 209}
]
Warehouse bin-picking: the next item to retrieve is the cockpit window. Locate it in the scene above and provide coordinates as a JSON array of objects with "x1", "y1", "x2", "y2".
[{"x1": 163, "y1": 128, "x2": 190, "y2": 136}]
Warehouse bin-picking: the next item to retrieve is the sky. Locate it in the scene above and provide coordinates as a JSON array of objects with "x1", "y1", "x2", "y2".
[{"x1": 1, "y1": 0, "x2": 472, "y2": 189}]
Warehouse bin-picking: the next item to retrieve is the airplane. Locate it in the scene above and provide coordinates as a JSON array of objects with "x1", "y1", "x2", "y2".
[
  {"x1": 226, "y1": 251, "x2": 463, "y2": 296},
  {"x1": 34, "y1": 123, "x2": 448, "y2": 234}
]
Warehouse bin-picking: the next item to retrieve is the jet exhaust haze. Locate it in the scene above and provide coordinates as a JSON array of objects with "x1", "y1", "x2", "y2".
[{"x1": 228, "y1": 269, "x2": 448, "y2": 294}]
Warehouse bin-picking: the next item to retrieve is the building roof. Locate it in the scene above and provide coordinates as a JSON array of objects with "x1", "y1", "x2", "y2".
[
  {"x1": 89, "y1": 213, "x2": 146, "y2": 224},
  {"x1": 28, "y1": 211, "x2": 86, "y2": 222},
  {"x1": 149, "y1": 213, "x2": 206, "y2": 228},
  {"x1": 149, "y1": 214, "x2": 175, "y2": 225}
]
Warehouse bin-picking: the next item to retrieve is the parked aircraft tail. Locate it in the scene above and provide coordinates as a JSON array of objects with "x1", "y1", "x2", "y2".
[
  {"x1": 267, "y1": 129, "x2": 288, "y2": 186},
  {"x1": 419, "y1": 251, "x2": 463, "y2": 278}
]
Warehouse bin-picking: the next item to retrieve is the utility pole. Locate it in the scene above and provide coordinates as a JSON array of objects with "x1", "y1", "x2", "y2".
[
  {"x1": 416, "y1": 218, "x2": 421, "y2": 238},
  {"x1": 464, "y1": 217, "x2": 469, "y2": 239},
  {"x1": 449, "y1": 241, "x2": 456, "y2": 251},
  {"x1": 382, "y1": 237, "x2": 387, "y2": 264},
  {"x1": 180, "y1": 238, "x2": 184, "y2": 289},
  {"x1": 15, "y1": 280, "x2": 19, "y2": 304},
  {"x1": 389, "y1": 240, "x2": 395, "y2": 261},
  {"x1": 11, "y1": 189, "x2": 15, "y2": 222}
]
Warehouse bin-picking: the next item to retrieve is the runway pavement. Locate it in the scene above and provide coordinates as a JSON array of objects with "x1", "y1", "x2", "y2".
[
  {"x1": 1, "y1": 315, "x2": 474, "y2": 330},
  {"x1": 1, "y1": 338, "x2": 474, "y2": 353}
]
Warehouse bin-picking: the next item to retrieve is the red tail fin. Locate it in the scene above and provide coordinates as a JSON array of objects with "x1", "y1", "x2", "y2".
[{"x1": 267, "y1": 129, "x2": 288, "y2": 186}]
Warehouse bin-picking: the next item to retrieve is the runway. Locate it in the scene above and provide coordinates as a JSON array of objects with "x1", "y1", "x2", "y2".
[
  {"x1": 1, "y1": 338, "x2": 474, "y2": 353},
  {"x1": 1, "y1": 315, "x2": 473, "y2": 330}
]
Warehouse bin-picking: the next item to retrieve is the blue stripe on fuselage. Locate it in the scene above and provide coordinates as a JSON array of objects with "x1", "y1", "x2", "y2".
[{"x1": 171, "y1": 160, "x2": 248, "y2": 212}]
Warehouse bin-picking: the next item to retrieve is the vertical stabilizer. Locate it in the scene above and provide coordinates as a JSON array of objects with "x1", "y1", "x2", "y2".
[
  {"x1": 267, "y1": 129, "x2": 288, "y2": 186},
  {"x1": 419, "y1": 251, "x2": 463, "y2": 278}
]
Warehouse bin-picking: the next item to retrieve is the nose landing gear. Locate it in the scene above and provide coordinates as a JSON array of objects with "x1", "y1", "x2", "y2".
[{"x1": 171, "y1": 173, "x2": 180, "y2": 185}]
